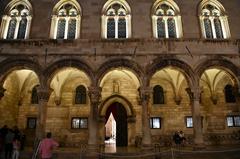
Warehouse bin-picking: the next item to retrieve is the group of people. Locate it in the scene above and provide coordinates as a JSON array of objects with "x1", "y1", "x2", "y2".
[
  {"x1": 0, "y1": 125, "x2": 25, "y2": 159},
  {"x1": 173, "y1": 131, "x2": 186, "y2": 146}
]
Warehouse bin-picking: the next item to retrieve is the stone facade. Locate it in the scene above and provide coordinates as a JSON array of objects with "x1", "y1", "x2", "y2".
[{"x1": 0, "y1": 0, "x2": 240, "y2": 149}]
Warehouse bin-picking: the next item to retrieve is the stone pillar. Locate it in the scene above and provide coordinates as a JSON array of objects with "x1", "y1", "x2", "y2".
[
  {"x1": 36, "y1": 87, "x2": 50, "y2": 139},
  {"x1": 138, "y1": 87, "x2": 152, "y2": 150},
  {"x1": 87, "y1": 87, "x2": 101, "y2": 154},
  {"x1": 234, "y1": 85, "x2": 240, "y2": 112},
  {"x1": 186, "y1": 87, "x2": 205, "y2": 149}
]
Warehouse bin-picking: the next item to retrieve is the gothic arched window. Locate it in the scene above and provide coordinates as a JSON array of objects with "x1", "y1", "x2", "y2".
[
  {"x1": 199, "y1": 0, "x2": 230, "y2": 39},
  {"x1": 152, "y1": 1, "x2": 183, "y2": 39},
  {"x1": 153, "y1": 85, "x2": 165, "y2": 104},
  {"x1": 50, "y1": 0, "x2": 81, "y2": 39},
  {"x1": 0, "y1": 0, "x2": 32, "y2": 39},
  {"x1": 102, "y1": 0, "x2": 131, "y2": 39},
  {"x1": 75, "y1": 85, "x2": 86, "y2": 104},
  {"x1": 224, "y1": 85, "x2": 236, "y2": 103},
  {"x1": 31, "y1": 86, "x2": 38, "y2": 104}
]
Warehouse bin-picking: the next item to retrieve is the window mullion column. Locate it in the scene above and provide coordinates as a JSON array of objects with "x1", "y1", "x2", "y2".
[
  {"x1": 3, "y1": 16, "x2": 10, "y2": 39},
  {"x1": 210, "y1": 17, "x2": 216, "y2": 39},
  {"x1": 115, "y1": 16, "x2": 118, "y2": 38},
  {"x1": 64, "y1": 17, "x2": 69, "y2": 39},
  {"x1": 164, "y1": 17, "x2": 169, "y2": 38},
  {"x1": 219, "y1": 17, "x2": 226, "y2": 39},
  {"x1": 25, "y1": 16, "x2": 31, "y2": 39}
]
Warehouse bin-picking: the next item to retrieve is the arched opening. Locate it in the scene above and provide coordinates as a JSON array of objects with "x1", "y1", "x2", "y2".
[
  {"x1": 0, "y1": 69, "x2": 39, "y2": 146},
  {"x1": 105, "y1": 102, "x2": 128, "y2": 147}
]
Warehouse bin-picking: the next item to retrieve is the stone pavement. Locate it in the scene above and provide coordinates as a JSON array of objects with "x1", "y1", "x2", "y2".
[{"x1": 1, "y1": 144, "x2": 240, "y2": 159}]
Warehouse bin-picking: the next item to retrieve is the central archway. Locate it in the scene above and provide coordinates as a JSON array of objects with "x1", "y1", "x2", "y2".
[{"x1": 105, "y1": 102, "x2": 128, "y2": 147}]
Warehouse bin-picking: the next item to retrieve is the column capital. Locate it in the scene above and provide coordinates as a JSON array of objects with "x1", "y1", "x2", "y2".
[
  {"x1": 88, "y1": 86, "x2": 102, "y2": 104},
  {"x1": 138, "y1": 86, "x2": 152, "y2": 104},
  {"x1": 36, "y1": 87, "x2": 51, "y2": 102},
  {"x1": 185, "y1": 87, "x2": 202, "y2": 102}
]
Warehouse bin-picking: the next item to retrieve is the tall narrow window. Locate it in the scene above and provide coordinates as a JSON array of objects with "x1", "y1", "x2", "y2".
[
  {"x1": 153, "y1": 85, "x2": 165, "y2": 104},
  {"x1": 199, "y1": 0, "x2": 230, "y2": 39},
  {"x1": 50, "y1": 0, "x2": 81, "y2": 39},
  {"x1": 152, "y1": 1, "x2": 182, "y2": 39},
  {"x1": 1, "y1": 1, "x2": 32, "y2": 39},
  {"x1": 75, "y1": 85, "x2": 86, "y2": 104},
  {"x1": 224, "y1": 85, "x2": 236, "y2": 103},
  {"x1": 31, "y1": 86, "x2": 38, "y2": 104},
  {"x1": 102, "y1": 1, "x2": 131, "y2": 39}
]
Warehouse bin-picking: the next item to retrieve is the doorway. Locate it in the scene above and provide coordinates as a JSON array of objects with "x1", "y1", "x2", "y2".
[{"x1": 105, "y1": 102, "x2": 128, "y2": 147}]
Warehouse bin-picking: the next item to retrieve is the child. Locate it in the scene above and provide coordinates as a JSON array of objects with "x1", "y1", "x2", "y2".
[{"x1": 12, "y1": 138, "x2": 21, "y2": 159}]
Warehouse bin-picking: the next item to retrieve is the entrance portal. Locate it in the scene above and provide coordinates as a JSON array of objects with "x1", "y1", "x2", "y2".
[{"x1": 105, "y1": 102, "x2": 128, "y2": 147}]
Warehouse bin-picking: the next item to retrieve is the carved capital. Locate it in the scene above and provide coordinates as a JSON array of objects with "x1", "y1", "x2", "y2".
[
  {"x1": 138, "y1": 87, "x2": 151, "y2": 104},
  {"x1": 185, "y1": 87, "x2": 202, "y2": 102},
  {"x1": 88, "y1": 87, "x2": 102, "y2": 104},
  {"x1": 36, "y1": 87, "x2": 51, "y2": 102}
]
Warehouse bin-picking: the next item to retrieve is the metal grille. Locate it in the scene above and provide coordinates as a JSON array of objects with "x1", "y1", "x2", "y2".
[
  {"x1": 17, "y1": 17, "x2": 27, "y2": 39},
  {"x1": 204, "y1": 18, "x2": 213, "y2": 38},
  {"x1": 7, "y1": 19, "x2": 17, "y2": 39},
  {"x1": 118, "y1": 18, "x2": 126, "y2": 38},
  {"x1": 214, "y1": 18, "x2": 223, "y2": 39},
  {"x1": 56, "y1": 19, "x2": 66, "y2": 39},
  {"x1": 167, "y1": 18, "x2": 176, "y2": 38},
  {"x1": 157, "y1": 18, "x2": 165, "y2": 38},
  {"x1": 68, "y1": 19, "x2": 76, "y2": 39},
  {"x1": 107, "y1": 18, "x2": 115, "y2": 38}
]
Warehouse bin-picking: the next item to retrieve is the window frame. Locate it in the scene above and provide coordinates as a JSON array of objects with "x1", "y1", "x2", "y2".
[
  {"x1": 199, "y1": 1, "x2": 231, "y2": 40},
  {"x1": 101, "y1": 1, "x2": 131, "y2": 39},
  {"x1": 226, "y1": 116, "x2": 240, "y2": 127},
  {"x1": 27, "y1": 117, "x2": 37, "y2": 129},
  {"x1": 71, "y1": 117, "x2": 88, "y2": 129},
  {"x1": 1, "y1": 2, "x2": 32, "y2": 40},
  {"x1": 150, "y1": 117, "x2": 161, "y2": 129},
  {"x1": 185, "y1": 116, "x2": 203, "y2": 128}
]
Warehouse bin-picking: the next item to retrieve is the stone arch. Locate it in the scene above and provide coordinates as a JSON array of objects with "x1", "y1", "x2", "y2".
[
  {"x1": 52, "y1": 0, "x2": 82, "y2": 16},
  {"x1": 146, "y1": 57, "x2": 195, "y2": 88},
  {"x1": 96, "y1": 58, "x2": 143, "y2": 87},
  {"x1": 102, "y1": 0, "x2": 131, "y2": 15},
  {"x1": 43, "y1": 58, "x2": 94, "y2": 88},
  {"x1": 99, "y1": 94, "x2": 135, "y2": 118},
  {"x1": 4, "y1": 0, "x2": 33, "y2": 15},
  {"x1": 151, "y1": 0, "x2": 181, "y2": 15},
  {"x1": 195, "y1": 58, "x2": 240, "y2": 86},
  {"x1": 0, "y1": 57, "x2": 42, "y2": 84},
  {"x1": 198, "y1": 0, "x2": 227, "y2": 15}
]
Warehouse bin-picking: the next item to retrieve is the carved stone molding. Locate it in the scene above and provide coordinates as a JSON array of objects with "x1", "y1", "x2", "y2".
[{"x1": 185, "y1": 87, "x2": 202, "y2": 102}]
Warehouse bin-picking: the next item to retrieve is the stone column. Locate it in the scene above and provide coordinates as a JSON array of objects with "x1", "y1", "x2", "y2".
[
  {"x1": 138, "y1": 87, "x2": 152, "y2": 150},
  {"x1": 234, "y1": 85, "x2": 240, "y2": 112},
  {"x1": 186, "y1": 87, "x2": 205, "y2": 149},
  {"x1": 88, "y1": 87, "x2": 101, "y2": 153},
  {"x1": 36, "y1": 87, "x2": 50, "y2": 139}
]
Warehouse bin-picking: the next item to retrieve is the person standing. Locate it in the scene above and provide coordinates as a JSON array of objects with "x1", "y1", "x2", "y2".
[
  {"x1": 12, "y1": 138, "x2": 20, "y2": 159},
  {"x1": 39, "y1": 132, "x2": 59, "y2": 159}
]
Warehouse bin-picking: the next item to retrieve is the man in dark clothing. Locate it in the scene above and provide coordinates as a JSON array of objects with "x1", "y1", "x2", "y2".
[
  {"x1": 5, "y1": 129, "x2": 14, "y2": 159},
  {"x1": 173, "y1": 131, "x2": 181, "y2": 145}
]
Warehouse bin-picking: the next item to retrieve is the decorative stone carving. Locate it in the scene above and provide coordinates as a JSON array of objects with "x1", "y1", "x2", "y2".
[
  {"x1": 54, "y1": 96, "x2": 61, "y2": 106},
  {"x1": 211, "y1": 93, "x2": 218, "y2": 105},
  {"x1": 88, "y1": 87, "x2": 102, "y2": 104},
  {"x1": 138, "y1": 87, "x2": 151, "y2": 104},
  {"x1": 36, "y1": 87, "x2": 51, "y2": 102},
  {"x1": 174, "y1": 95, "x2": 182, "y2": 105}
]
